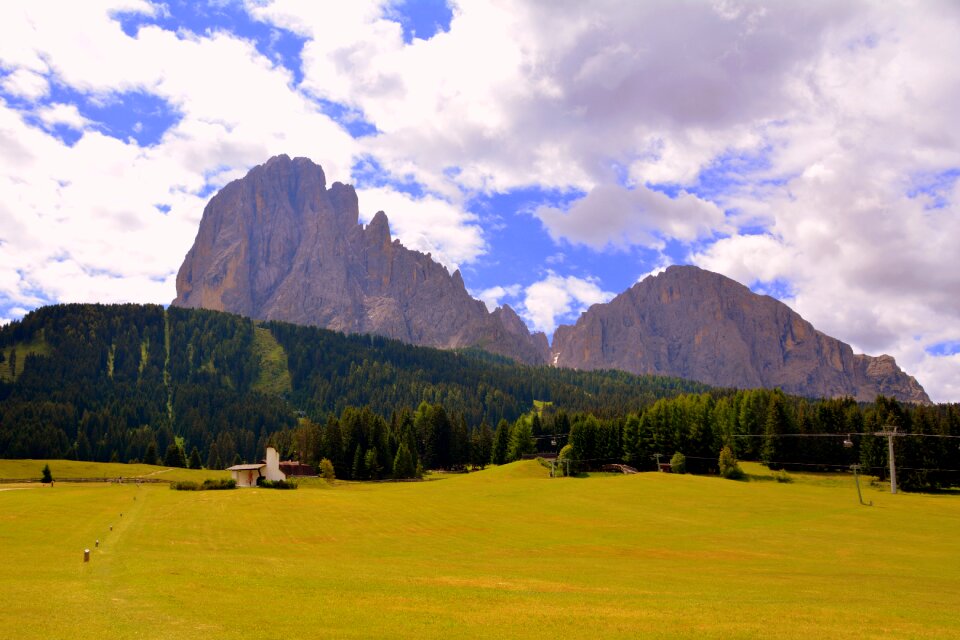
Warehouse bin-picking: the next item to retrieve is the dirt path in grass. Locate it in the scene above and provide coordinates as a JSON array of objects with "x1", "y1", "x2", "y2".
[{"x1": 138, "y1": 468, "x2": 173, "y2": 477}]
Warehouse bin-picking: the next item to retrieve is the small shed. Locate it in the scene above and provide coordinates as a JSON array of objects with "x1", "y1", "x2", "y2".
[
  {"x1": 227, "y1": 447, "x2": 287, "y2": 487},
  {"x1": 227, "y1": 463, "x2": 265, "y2": 488}
]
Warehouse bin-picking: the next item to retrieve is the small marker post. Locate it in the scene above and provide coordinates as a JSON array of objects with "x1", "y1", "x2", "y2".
[
  {"x1": 850, "y1": 464, "x2": 872, "y2": 506},
  {"x1": 83, "y1": 549, "x2": 90, "y2": 563}
]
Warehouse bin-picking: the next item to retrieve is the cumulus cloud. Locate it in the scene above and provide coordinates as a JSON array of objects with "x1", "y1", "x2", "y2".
[
  {"x1": 536, "y1": 183, "x2": 726, "y2": 250},
  {"x1": 356, "y1": 186, "x2": 485, "y2": 270},
  {"x1": 0, "y1": 2, "x2": 360, "y2": 320},
  {"x1": 692, "y1": 234, "x2": 795, "y2": 287},
  {"x1": 36, "y1": 103, "x2": 91, "y2": 130},
  {"x1": 474, "y1": 284, "x2": 522, "y2": 312},
  {"x1": 519, "y1": 272, "x2": 614, "y2": 334},
  {"x1": 1, "y1": 69, "x2": 49, "y2": 100},
  {"x1": 2, "y1": 0, "x2": 960, "y2": 402}
]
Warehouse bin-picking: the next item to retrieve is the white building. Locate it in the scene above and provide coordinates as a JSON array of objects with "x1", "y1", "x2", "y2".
[{"x1": 227, "y1": 447, "x2": 287, "y2": 487}]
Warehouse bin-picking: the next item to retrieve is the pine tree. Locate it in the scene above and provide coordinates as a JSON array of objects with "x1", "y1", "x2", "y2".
[
  {"x1": 508, "y1": 417, "x2": 535, "y2": 461},
  {"x1": 76, "y1": 432, "x2": 93, "y2": 461},
  {"x1": 364, "y1": 447, "x2": 381, "y2": 480},
  {"x1": 351, "y1": 445, "x2": 365, "y2": 480},
  {"x1": 531, "y1": 413, "x2": 543, "y2": 435},
  {"x1": 322, "y1": 415, "x2": 345, "y2": 479},
  {"x1": 491, "y1": 419, "x2": 510, "y2": 465},
  {"x1": 622, "y1": 415, "x2": 641, "y2": 465},
  {"x1": 144, "y1": 441, "x2": 158, "y2": 465},
  {"x1": 164, "y1": 443, "x2": 187, "y2": 468},
  {"x1": 763, "y1": 391, "x2": 788, "y2": 470},
  {"x1": 471, "y1": 421, "x2": 493, "y2": 469},
  {"x1": 41, "y1": 464, "x2": 53, "y2": 484},
  {"x1": 188, "y1": 446, "x2": 202, "y2": 469},
  {"x1": 206, "y1": 443, "x2": 221, "y2": 470},
  {"x1": 393, "y1": 443, "x2": 416, "y2": 479}
]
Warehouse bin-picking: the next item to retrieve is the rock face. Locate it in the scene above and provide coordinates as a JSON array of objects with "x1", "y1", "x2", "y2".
[
  {"x1": 175, "y1": 156, "x2": 929, "y2": 403},
  {"x1": 173, "y1": 155, "x2": 550, "y2": 364},
  {"x1": 551, "y1": 266, "x2": 930, "y2": 404}
]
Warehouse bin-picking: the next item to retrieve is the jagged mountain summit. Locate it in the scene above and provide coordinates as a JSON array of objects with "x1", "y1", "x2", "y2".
[
  {"x1": 173, "y1": 155, "x2": 929, "y2": 403},
  {"x1": 173, "y1": 155, "x2": 550, "y2": 364},
  {"x1": 551, "y1": 265, "x2": 930, "y2": 403}
]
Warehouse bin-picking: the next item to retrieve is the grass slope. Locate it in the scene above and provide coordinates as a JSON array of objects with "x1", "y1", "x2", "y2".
[
  {"x1": 0, "y1": 459, "x2": 230, "y2": 483},
  {"x1": 251, "y1": 324, "x2": 292, "y2": 396},
  {"x1": 1, "y1": 461, "x2": 958, "y2": 639},
  {"x1": 0, "y1": 332, "x2": 51, "y2": 381}
]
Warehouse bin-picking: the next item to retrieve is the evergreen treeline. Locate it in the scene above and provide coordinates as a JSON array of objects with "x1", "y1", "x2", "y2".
[
  {"x1": 1, "y1": 304, "x2": 957, "y2": 490},
  {"x1": 564, "y1": 390, "x2": 960, "y2": 491},
  {"x1": 0, "y1": 304, "x2": 703, "y2": 467}
]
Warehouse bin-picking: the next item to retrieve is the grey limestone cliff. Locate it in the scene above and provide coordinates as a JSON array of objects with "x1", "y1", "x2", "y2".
[
  {"x1": 173, "y1": 155, "x2": 550, "y2": 364},
  {"x1": 174, "y1": 156, "x2": 929, "y2": 403},
  {"x1": 550, "y1": 265, "x2": 930, "y2": 403}
]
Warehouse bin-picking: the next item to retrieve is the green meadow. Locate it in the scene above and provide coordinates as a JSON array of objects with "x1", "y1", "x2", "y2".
[{"x1": 2, "y1": 460, "x2": 959, "y2": 639}]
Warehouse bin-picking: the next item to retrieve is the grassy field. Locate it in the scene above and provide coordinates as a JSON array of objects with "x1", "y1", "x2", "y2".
[
  {"x1": 0, "y1": 459, "x2": 231, "y2": 483},
  {"x1": 1, "y1": 460, "x2": 958, "y2": 639}
]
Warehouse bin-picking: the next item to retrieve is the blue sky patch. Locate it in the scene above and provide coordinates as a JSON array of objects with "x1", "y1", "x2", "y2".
[
  {"x1": 462, "y1": 186, "x2": 664, "y2": 309},
  {"x1": 383, "y1": 0, "x2": 454, "y2": 44},
  {"x1": 749, "y1": 277, "x2": 796, "y2": 302},
  {"x1": 312, "y1": 98, "x2": 379, "y2": 138},
  {"x1": 0, "y1": 75, "x2": 182, "y2": 147},
  {"x1": 926, "y1": 341, "x2": 960, "y2": 357},
  {"x1": 907, "y1": 168, "x2": 960, "y2": 210},
  {"x1": 648, "y1": 145, "x2": 789, "y2": 206},
  {"x1": 112, "y1": 0, "x2": 307, "y2": 84},
  {"x1": 351, "y1": 155, "x2": 426, "y2": 198},
  {"x1": 692, "y1": 146, "x2": 774, "y2": 198},
  {"x1": 77, "y1": 89, "x2": 181, "y2": 147}
]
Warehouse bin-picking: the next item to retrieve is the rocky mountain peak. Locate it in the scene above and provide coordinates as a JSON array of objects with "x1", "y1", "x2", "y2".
[
  {"x1": 173, "y1": 155, "x2": 928, "y2": 403},
  {"x1": 173, "y1": 156, "x2": 550, "y2": 364},
  {"x1": 552, "y1": 264, "x2": 930, "y2": 403}
]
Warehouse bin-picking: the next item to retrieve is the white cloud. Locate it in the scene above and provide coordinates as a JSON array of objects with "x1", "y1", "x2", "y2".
[
  {"x1": 519, "y1": 272, "x2": 614, "y2": 334},
  {"x1": 1, "y1": 0, "x2": 960, "y2": 403},
  {"x1": 912, "y1": 352, "x2": 960, "y2": 406},
  {"x1": 474, "y1": 284, "x2": 522, "y2": 312},
  {"x1": 536, "y1": 183, "x2": 727, "y2": 250},
  {"x1": 356, "y1": 186, "x2": 485, "y2": 270},
  {"x1": 692, "y1": 234, "x2": 795, "y2": 287},
  {"x1": 1, "y1": 69, "x2": 49, "y2": 100},
  {"x1": 36, "y1": 103, "x2": 90, "y2": 130},
  {"x1": 0, "y1": 2, "x2": 361, "y2": 318}
]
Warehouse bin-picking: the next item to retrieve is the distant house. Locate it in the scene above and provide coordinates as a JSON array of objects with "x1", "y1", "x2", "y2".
[
  {"x1": 227, "y1": 447, "x2": 287, "y2": 487},
  {"x1": 279, "y1": 460, "x2": 316, "y2": 477}
]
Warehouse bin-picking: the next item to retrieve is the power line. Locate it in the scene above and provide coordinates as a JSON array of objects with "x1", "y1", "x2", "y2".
[{"x1": 729, "y1": 433, "x2": 960, "y2": 439}]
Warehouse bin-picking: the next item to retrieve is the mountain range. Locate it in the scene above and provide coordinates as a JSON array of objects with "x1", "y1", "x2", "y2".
[{"x1": 173, "y1": 155, "x2": 929, "y2": 404}]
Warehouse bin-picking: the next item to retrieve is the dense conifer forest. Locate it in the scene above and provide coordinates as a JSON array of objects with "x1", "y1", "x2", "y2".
[{"x1": 1, "y1": 304, "x2": 957, "y2": 490}]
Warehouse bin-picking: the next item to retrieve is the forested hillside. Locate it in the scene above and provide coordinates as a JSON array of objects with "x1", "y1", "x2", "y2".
[
  {"x1": 0, "y1": 303, "x2": 705, "y2": 466},
  {"x1": 1, "y1": 304, "x2": 957, "y2": 490}
]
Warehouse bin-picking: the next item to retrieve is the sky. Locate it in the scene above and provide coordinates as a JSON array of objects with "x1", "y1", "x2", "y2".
[{"x1": 1, "y1": 1, "x2": 959, "y2": 402}]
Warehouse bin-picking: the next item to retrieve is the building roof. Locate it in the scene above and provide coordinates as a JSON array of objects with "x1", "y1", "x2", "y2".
[{"x1": 226, "y1": 463, "x2": 266, "y2": 471}]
